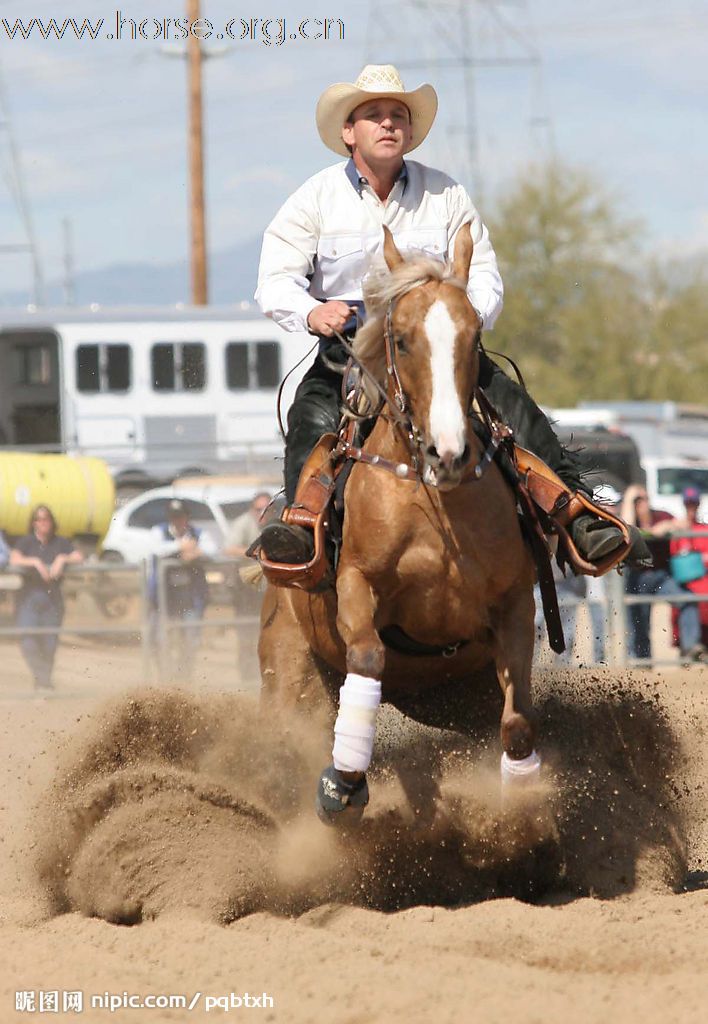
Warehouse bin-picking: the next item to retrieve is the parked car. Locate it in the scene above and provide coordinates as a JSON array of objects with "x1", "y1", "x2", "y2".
[
  {"x1": 101, "y1": 480, "x2": 279, "y2": 564},
  {"x1": 642, "y1": 457, "x2": 708, "y2": 518}
]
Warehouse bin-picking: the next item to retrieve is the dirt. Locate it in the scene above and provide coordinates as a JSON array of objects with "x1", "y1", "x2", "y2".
[{"x1": 0, "y1": 649, "x2": 706, "y2": 1023}]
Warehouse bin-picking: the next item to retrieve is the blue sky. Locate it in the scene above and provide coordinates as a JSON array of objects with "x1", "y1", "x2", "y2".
[{"x1": 0, "y1": 0, "x2": 706, "y2": 298}]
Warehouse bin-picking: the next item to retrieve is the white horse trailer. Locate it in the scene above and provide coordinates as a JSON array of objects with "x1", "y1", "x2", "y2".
[{"x1": 0, "y1": 305, "x2": 316, "y2": 493}]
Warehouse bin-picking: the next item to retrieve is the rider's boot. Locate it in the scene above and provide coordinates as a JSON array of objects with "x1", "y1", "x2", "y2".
[
  {"x1": 259, "y1": 520, "x2": 314, "y2": 563},
  {"x1": 258, "y1": 338, "x2": 349, "y2": 566}
]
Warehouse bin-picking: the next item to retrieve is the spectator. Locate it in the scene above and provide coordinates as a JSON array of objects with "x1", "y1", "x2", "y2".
[
  {"x1": 621, "y1": 485, "x2": 706, "y2": 663},
  {"x1": 0, "y1": 530, "x2": 9, "y2": 569},
  {"x1": 149, "y1": 499, "x2": 216, "y2": 682},
  {"x1": 223, "y1": 491, "x2": 273, "y2": 557},
  {"x1": 669, "y1": 486, "x2": 708, "y2": 649},
  {"x1": 9, "y1": 505, "x2": 83, "y2": 692}
]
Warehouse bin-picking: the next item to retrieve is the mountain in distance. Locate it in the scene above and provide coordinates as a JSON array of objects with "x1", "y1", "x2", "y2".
[{"x1": 0, "y1": 235, "x2": 262, "y2": 308}]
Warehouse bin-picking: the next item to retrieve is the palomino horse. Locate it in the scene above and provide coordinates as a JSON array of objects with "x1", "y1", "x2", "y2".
[{"x1": 259, "y1": 224, "x2": 539, "y2": 821}]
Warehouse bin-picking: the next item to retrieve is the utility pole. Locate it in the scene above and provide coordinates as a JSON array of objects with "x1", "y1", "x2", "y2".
[{"x1": 187, "y1": 0, "x2": 207, "y2": 305}]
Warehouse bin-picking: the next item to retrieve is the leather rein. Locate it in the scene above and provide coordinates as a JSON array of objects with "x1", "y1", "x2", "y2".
[{"x1": 332, "y1": 300, "x2": 513, "y2": 485}]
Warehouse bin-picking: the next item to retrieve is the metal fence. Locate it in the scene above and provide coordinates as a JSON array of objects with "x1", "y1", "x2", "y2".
[
  {"x1": 537, "y1": 529, "x2": 708, "y2": 668},
  {"x1": 0, "y1": 537, "x2": 706, "y2": 691},
  {"x1": 0, "y1": 557, "x2": 263, "y2": 691}
]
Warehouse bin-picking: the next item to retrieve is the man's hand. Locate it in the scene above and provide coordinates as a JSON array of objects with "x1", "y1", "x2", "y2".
[
  {"x1": 307, "y1": 301, "x2": 356, "y2": 338},
  {"x1": 179, "y1": 536, "x2": 200, "y2": 562}
]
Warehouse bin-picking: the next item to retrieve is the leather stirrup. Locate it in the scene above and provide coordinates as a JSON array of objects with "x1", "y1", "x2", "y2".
[
  {"x1": 254, "y1": 433, "x2": 339, "y2": 591},
  {"x1": 514, "y1": 445, "x2": 631, "y2": 577}
]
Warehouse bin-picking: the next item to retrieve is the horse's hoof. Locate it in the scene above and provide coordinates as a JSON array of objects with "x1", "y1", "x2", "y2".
[{"x1": 315, "y1": 765, "x2": 369, "y2": 826}]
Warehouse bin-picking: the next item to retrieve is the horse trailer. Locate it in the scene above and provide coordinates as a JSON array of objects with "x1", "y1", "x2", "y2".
[{"x1": 0, "y1": 305, "x2": 315, "y2": 495}]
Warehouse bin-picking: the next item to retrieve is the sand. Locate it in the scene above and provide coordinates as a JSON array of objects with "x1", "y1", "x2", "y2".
[{"x1": 0, "y1": 630, "x2": 706, "y2": 1023}]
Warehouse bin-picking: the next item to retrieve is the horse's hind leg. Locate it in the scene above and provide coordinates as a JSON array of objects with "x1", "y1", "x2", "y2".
[
  {"x1": 258, "y1": 586, "x2": 340, "y2": 720},
  {"x1": 493, "y1": 585, "x2": 542, "y2": 789}
]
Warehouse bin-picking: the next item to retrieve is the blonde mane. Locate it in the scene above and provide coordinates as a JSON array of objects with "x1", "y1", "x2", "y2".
[{"x1": 351, "y1": 252, "x2": 467, "y2": 406}]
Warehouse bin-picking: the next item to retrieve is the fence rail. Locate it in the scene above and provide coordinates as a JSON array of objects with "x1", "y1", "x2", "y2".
[{"x1": 1, "y1": 536, "x2": 706, "y2": 689}]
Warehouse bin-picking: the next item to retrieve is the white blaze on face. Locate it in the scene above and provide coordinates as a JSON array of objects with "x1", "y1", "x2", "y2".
[{"x1": 424, "y1": 299, "x2": 466, "y2": 462}]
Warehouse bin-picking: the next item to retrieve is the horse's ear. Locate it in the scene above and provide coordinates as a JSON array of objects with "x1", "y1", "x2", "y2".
[
  {"x1": 452, "y1": 223, "x2": 473, "y2": 282},
  {"x1": 382, "y1": 226, "x2": 404, "y2": 271}
]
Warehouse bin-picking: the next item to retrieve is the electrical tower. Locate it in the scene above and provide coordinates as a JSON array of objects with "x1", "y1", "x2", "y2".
[
  {"x1": 365, "y1": 0, "x2": 554, "y2": 203},
  {"x1": 0, "y1": 62, "x2": 44, "y2": 306}
]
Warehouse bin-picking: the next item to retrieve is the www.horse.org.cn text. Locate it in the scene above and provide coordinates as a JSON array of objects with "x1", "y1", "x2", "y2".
[{"x1": 0, "y1": 13, "x2": 346, "y2": 46}]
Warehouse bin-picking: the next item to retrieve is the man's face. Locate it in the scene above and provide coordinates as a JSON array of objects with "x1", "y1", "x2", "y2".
[
  {"x1": 341, "y1": 98, "x2": 413, "y2": 166},
  {"x1": 170, "y1": 513, "x2": 189, "y2": 535},
  {"x1": 251, "y1": 497, "x2": 270, "y2": 522}
]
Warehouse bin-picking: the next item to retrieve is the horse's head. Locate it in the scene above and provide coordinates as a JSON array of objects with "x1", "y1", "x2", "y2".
[{"x1": 375, "y1": 224, "x2": 481, "y2": 490}]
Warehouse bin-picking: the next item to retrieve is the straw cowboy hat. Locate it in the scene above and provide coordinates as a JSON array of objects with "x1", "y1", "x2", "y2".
[{"x1": 316, "y1": 64, "x2": 438, "y2": 157}]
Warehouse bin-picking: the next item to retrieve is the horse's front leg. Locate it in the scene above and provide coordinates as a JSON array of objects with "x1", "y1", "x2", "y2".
[
  {"x1": 315, "y1": 565, "x2": 384, "y2": 824},
  {"x1": 493, "y1": 585, "x2": 542, "y2": 794}
]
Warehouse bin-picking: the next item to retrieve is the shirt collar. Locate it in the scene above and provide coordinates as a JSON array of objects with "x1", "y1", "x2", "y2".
[{"x1": 345, "y1": 157, "x2": 408, "y2": 196}]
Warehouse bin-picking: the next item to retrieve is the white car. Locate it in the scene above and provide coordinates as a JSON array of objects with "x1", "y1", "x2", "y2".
[
  {"x1": 643, "y1": 457, "x2": 708, "y2": 519},
  {"x1": 101, "y1": 480, "x2": 279, "y2": 564}
]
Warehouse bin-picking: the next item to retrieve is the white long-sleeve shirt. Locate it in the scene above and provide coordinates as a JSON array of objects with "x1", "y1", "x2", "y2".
[{"x1": 255, "y1": 158, "x2": 503, "y2": 335}]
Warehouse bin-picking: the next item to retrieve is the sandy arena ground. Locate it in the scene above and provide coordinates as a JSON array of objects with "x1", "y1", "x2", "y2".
[{"x1": 0, "y1": 592, "x2": 706, "y2": 1024}]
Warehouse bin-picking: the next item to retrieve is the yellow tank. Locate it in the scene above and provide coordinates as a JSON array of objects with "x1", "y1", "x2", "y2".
[{"x1": 0, "y1": 453, "x2": 115, "y2": 539}]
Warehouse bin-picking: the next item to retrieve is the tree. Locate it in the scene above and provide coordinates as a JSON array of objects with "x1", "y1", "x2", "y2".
[{"x1": 485, "y1": 162, "x2": 708, "y2": 405}]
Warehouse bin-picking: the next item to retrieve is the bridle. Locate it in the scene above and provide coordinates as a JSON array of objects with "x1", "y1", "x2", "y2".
[{"x1": 333, "y1": 293, "x2": 512, "y2": 485}]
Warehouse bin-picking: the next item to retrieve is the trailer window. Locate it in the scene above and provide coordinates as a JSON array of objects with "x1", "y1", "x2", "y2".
[
  {"x1": 151, "y1": 342, "x2": 206, "y2": 392},
  {"x1": 76, "y1": 344, "x2": 131, "y2": 393},
  {"x1": 226, "y1": 341, "x2": 281, "y2": 390},
  {"x1": 225, "y1": 343, "x2": 249, "y2": 389},
  {"x1": 14, "y1": 343, "x2": 53, "y2": 386},
  {"x1": 256, "y1": 342, "x2": 280, "y2": 387}
]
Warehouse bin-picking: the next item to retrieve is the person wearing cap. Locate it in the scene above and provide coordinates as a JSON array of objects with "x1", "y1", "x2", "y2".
[
  {"x1": 621, "y1": 485, "x2": 706, "y2": 663},
  {"x1": 669, "y1": 487, "x2": 708, "y2": 652},
  {"x1": 149, "y1": 499, "x2": 217, "y2": 681},
  {"x1": 254, "y1": 64, "x2": 634, "y2": 568}
]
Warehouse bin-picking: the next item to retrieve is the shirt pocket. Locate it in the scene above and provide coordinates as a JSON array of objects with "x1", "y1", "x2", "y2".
[
  {"x1": 393, "y1": 227, "x2": 448, "y2": 260},
  {"x1": 317, "y1": 235, "x2": 363, "y2": 263}
]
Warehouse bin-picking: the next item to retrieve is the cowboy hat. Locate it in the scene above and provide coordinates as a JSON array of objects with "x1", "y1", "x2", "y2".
[{"x1": 316, "y1": 64, "x2": 438, "y2": 157}]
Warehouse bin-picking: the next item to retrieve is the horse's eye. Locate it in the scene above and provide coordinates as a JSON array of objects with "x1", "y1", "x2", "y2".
[{"x1": 395, "y1": 334, "x2": 408, "y2": 354}]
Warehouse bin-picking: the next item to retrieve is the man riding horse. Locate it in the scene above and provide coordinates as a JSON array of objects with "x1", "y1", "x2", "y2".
[{"x1": 254, "y1": 64, "x2": 644, "y2": 572}]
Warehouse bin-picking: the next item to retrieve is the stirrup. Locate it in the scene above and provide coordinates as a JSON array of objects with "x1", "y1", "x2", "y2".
[
  {"x1": 252, "y1": 433, "x2": 339, "y2": 592},
  {"x1": 514, "y1": 446, "x2": 632, "y2": 577}
]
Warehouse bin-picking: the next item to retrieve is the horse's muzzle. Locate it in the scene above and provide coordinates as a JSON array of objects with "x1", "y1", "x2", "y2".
[{"x1": 422, "y1": 441, "x2": 471, "y2": 489}]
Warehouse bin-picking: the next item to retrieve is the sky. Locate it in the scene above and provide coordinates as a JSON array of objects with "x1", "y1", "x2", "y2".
[{"x1": 0, "y1": 0, "x2": 706, "y2": 300}]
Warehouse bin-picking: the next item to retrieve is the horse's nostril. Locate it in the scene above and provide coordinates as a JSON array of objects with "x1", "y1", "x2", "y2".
[
  {"x1": 426, "y1": 444, "x2": 439, "y2": 461},
  {"x1": 461, "y1": 443, "x2": 471, "y2": 463}
]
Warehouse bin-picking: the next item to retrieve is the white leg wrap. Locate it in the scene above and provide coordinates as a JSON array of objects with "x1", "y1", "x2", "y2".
[
  {"x1": 501, "y1": 750, "x2": 542, "y2": 786},
  {"x1": 332, "y1": 673, "x2": 382, "y2": 773}
]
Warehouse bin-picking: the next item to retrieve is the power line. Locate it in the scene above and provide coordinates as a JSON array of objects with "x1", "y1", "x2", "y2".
[
  {"x1": 365, "y1": 0, "x2": 549, "y2": 203},
  {"x1": 0, "y1": 59, "x2": 44, "y2": 304}
]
